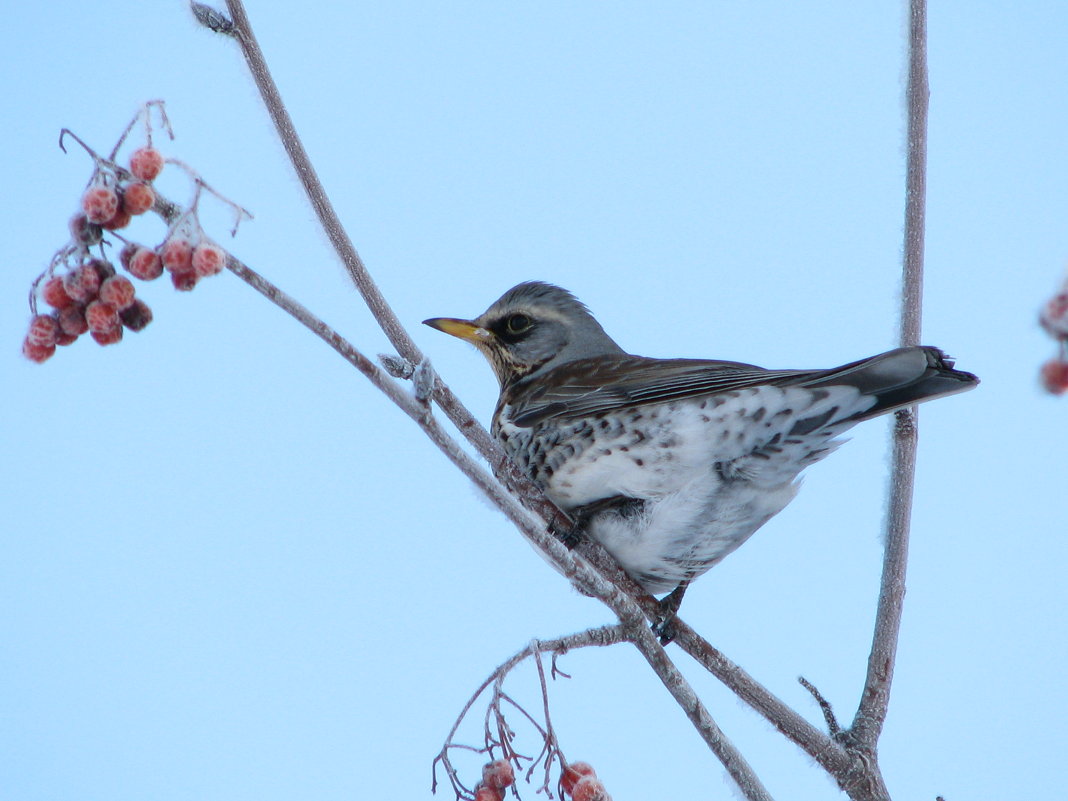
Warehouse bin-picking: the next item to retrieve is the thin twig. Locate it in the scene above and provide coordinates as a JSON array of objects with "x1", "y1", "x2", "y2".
[
  {"x1": 848, "y1": 0, "x2": 928, "y2": 766},
  {"x1": 798, "y1": 677, "x2": 841, "y2": 739}
]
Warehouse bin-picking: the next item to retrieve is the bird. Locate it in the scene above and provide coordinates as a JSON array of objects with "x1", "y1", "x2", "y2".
[{"x1": 424, "y1": 281, "x2": 978, "y2": 606}]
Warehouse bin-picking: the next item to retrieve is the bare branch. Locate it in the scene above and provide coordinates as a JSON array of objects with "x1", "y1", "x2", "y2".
[{"x1": 848, "y1": 0, "x2": 928, "y2": 761}]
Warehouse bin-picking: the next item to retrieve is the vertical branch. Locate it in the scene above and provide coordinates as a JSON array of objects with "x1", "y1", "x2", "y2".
[{"x1": 849, "y1": 0, "x2": 928, "y2": 752}]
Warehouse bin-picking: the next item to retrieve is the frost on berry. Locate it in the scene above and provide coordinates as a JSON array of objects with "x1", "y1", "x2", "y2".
[
  {"x1": 171, "y1": 266, "x2": 199, "y2": 292},
  {"x1": 128, "y1": 247, "x2": 163, "y2": 281},
  {"x1": 42, "y1": 276, "x2": 75, "y2": 309},
  {"x1": 561, "y1": 763, "x2": 597, "y2": 795},
  {"x1": 99, "y1": 276, "x2": 137, "y2": 310},
  {"x1": 85, "y1": 300, "x2": 121, "y2": 334},
  {"x1": 63, "y1": 264, "x2": 102, "y2": 302},
  {"x1": 120, "y1": 299, "x2": 153, "y2": 332},
  {"x1": 129, "y1": 147, "x2": 164, "y2": 182},
  {"x1": 1040, "y1": 292, "x2": 1068, "y2": 340},
  {"x1": 91, "y1": 326, "x2": 124, "y2": 346},
  {"x1": 22, "y1": 338, "x2": 56, "y2": 364},
  {"x1": 81, "y1": 186, "x2": 120, "y2": 225},
  {"x1": 123, "y1": 182, "x2": 155, "y2": 215},
  {"x1": 570, "y1": 776, "x2": 609, "y2": 801},
  {"x1": 192, "y1": 242, "x2": 226, "y2": 277},
  {"x1": 58, "y1": 305, "x2": 89, "y2": 336},
  {"x1": 69, "y1": 213, "x2": 103, "y2": 247},
  {"x1": 161, "y1": 238, "x2": 194, "y2": 272},
  {"x1": 26, "y1": 314, "x2": 59, "y2": 347},
  {"x1": 482, "y1": 761, "x2": 516, "y2": 790},
  {"x1": 1040, "y1": 358, "x2": 1068, "y2": 395},
  {"x1": 473, "y1": 787, "x2": 503, "y2": 801}
]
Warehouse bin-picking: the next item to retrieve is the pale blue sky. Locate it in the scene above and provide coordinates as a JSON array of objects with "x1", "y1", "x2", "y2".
[{"x1": 3, "y1": 3, "x2": 1066, "y2": 800}]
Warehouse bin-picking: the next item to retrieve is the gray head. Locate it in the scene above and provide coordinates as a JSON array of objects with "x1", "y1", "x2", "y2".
[{"x1": 424, "y1": 281, "x2": 625, "y2": 387}]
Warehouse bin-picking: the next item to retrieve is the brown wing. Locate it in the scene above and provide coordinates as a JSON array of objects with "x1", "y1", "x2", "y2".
[{"x1": 505, "y1": 347, "x2": 977, "y2": 428}]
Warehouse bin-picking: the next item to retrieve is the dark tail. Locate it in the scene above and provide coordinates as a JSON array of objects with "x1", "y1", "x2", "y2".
[{"x1": 802, "y1": 346, "x2": 979, "y2": 421}]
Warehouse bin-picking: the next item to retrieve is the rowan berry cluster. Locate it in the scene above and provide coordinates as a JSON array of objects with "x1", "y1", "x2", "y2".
[
  {"x1": 472, "y1": 760, "x2": 516, "y2": 801},
  {"x1": 559, "y1": 761, "x2": 611, "y2": 801},
  {"x1": 22, "y1": 103, "x2": 242, "y2": 364},
  {"x1": 1039, "y1": 281, "x2": 1068, "y2": 395}
]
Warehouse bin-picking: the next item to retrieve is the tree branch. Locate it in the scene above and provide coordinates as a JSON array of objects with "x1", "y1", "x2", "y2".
[{"x1": 847, "y1": 0, "x2": 929, "y2": 771}]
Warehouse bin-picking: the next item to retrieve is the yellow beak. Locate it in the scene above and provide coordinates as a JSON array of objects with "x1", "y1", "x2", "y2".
[{"x1": 422, "y1": 317, "x2": 493, "y2": 345}]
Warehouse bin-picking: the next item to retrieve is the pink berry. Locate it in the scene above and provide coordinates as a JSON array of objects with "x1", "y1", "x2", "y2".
[
  {"x1": 119, "y1": 299, "x2": 153, "y2": 332},
  {"x1": 81, "y1": 185, "x2": 120, "y2": 225},
  {"x1": 1040, "y1": 358, "x2": 1068, "y2": 395},
  {"x1": 570, "y1": 776, "x2": 608, "y2": 801},
  {"x1": 561, "y1": 763, "x2": 597, "y2": 795},
  {"x1": 160, "y1": 238, "x2": 194, "y2": 273},
  {"x1": 90, "y1": 326, "x2": 124, "y2": 346},
  {"x1": 170, "y1": 266, "x2": 199, "y2": 292},
  {"x1": 58, "y1": 305, "x2": 89, "y2": 336},
  {"x1": 482, "y1": 761, "x2": 515, "y2": 790},
  {"x1": 99, "y1": 276, "x2": 137, "y2": 310},
  {"x1": 63, "y1": 264, "x2": 101, "y2": 303},
  {"x1": 85, "y1": 300, "x2": 120, "y2": 334},
  {"x1": 69, "y1": 212, "x2": 103, "y2": 247},
  {"x1": 101, "y1": 204, "x2": 131, "y2": 231},
  {"x1": 192, "y1": 242, "x2": 226, "y2": 277},
  {"x1": 128, "y1": 247, "x2": 163, "y2": 281},
  {"x1": 1040, "y1": 292, "x2": 1068, "y2": 339},
  {"x1": 123, "y1": 181, "x2": 155, "y2": 215},
  {"x1": 129, "y1": 147, "x2": 164, "y2": 181},
  {"x1": 22, "y1": 338, "x2": 56, "y2": 363},
  {"x1": 26, "y1": 314, "x2": 59, "y2": 347},
  {"x1": 42, "y1": 276, "x2": 75, "y2": 309}
]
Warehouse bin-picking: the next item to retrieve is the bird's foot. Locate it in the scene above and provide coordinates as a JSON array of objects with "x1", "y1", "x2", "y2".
[{"x1": 651, "y1": 581, "x2": 689, "y2": 645}]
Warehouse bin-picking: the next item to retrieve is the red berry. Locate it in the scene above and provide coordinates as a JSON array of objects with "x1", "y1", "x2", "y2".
[
  {"x1": 119, "y1": 299, "x2": 153, "y2": 332},
  {"x1": 473, "y1": 787, "x2": 503, "y2": 801},
  {"x1": 69, "y1": 212, "x2": 103, "y2": 247},
  {"x1": 90, "y1": 259, "x2": 117, "y2": 282},
  {"x1": 81, "y1": 185, "x2": 120, "y2": 225},
  {"x1": 55, "y1": 331, "x2": 79, "y2": 346},
  {"x1": 26, "y1": 314, "x2": 59, "y2": 347},
  {"x1": 99, "y1": 276, "x2": 137, "y2": 310},
  {"x1": 63, "y1": 264, "x2": 101, "y2": 303},
  {"x1": 482, "y1": 761, "x2": 515, "y2": 790},
  {"x1": 58, "y1": 305, "x2": 89, "y2": 336},
  {"x1": 128, "y1": 247, "x2": 163, "y2": 281},
  {"x1": 570, "y1": 776, "x2": 608, "y2": 801},
  {"x1": 42, "y1": 276, "x2": 75, "y2": 309},
  {"x1": 1040, "y1": 358, "x2": 1068, "y2": 395},
  {"x1": 85, "y1": 300, "x2": 120, "y2": 333},
  {"x1": 129, "y1": 147, "x2": 164, "y2": 181},
  {"x1": 561, "y1": 763, "x2": 597, "y2": 795},
  {"x1": 192, "y1": 242, "x2": 227, "y2": 277},
  {"x1": 101, "y1": 204, "x2": 132, "y2": 231},
  {"x1": 91, "y1": 326, "x2": 124, "y2": 346},
  {"x1": 119, "y1": 242, "x2": 139, "y2": 270},
  {"x1": 22, "y1": 338, "x2": 56, "y2": 363},
  {"x1": 161, "y1": 238, "x2": 194, "y2": 272},
  {"x1": 1040, "y1": 292, "x2": 1068, "y2": 339},
  {"x1": 123, "y1": 181, "x2": 155, "y2": 215},
  {"x1": 170, "y1": 266, "x2": 199, "y2": 292}
]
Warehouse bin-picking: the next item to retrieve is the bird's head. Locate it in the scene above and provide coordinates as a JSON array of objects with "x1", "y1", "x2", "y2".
[{"x1": 424, "y1": 281, "x2": 625, "y2": 388}]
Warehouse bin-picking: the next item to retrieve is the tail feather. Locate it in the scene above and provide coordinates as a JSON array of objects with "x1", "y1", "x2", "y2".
[{"x1": 802, "y1": 346, "x2": 979, "y2": 421}]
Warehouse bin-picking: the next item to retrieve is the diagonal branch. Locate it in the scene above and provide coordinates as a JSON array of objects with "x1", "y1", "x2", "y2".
[{"x1": 848, "y1": 0, "x2": 928, "y2": 759}]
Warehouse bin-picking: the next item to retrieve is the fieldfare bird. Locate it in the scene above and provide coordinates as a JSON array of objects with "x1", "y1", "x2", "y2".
[{"x1": 425, "y1": 281, "x2": 978, "y2": 601}]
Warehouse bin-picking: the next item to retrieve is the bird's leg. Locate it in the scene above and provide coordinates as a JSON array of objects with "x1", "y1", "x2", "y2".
[
  {"x1": 556, "y1": 495, "x2": 644, "y2": 549},
  {"x1": 651, "y1": 580, "x2": 690, "y2": 645}
]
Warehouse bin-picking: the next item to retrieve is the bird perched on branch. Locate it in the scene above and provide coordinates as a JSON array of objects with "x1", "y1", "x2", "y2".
[{"x1": 425, "y1": 281, "x2": 977, "y2": 610}]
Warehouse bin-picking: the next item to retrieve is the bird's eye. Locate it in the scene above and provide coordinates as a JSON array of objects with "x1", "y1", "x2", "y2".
[{"x1": 505, "y1": 313, "x2": 532, "y2": 333}]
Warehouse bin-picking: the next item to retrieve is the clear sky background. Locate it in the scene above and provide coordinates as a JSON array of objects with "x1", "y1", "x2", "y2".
[{"x1": 3, "y1": 3, "x2": 1066, "y2": 800}]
